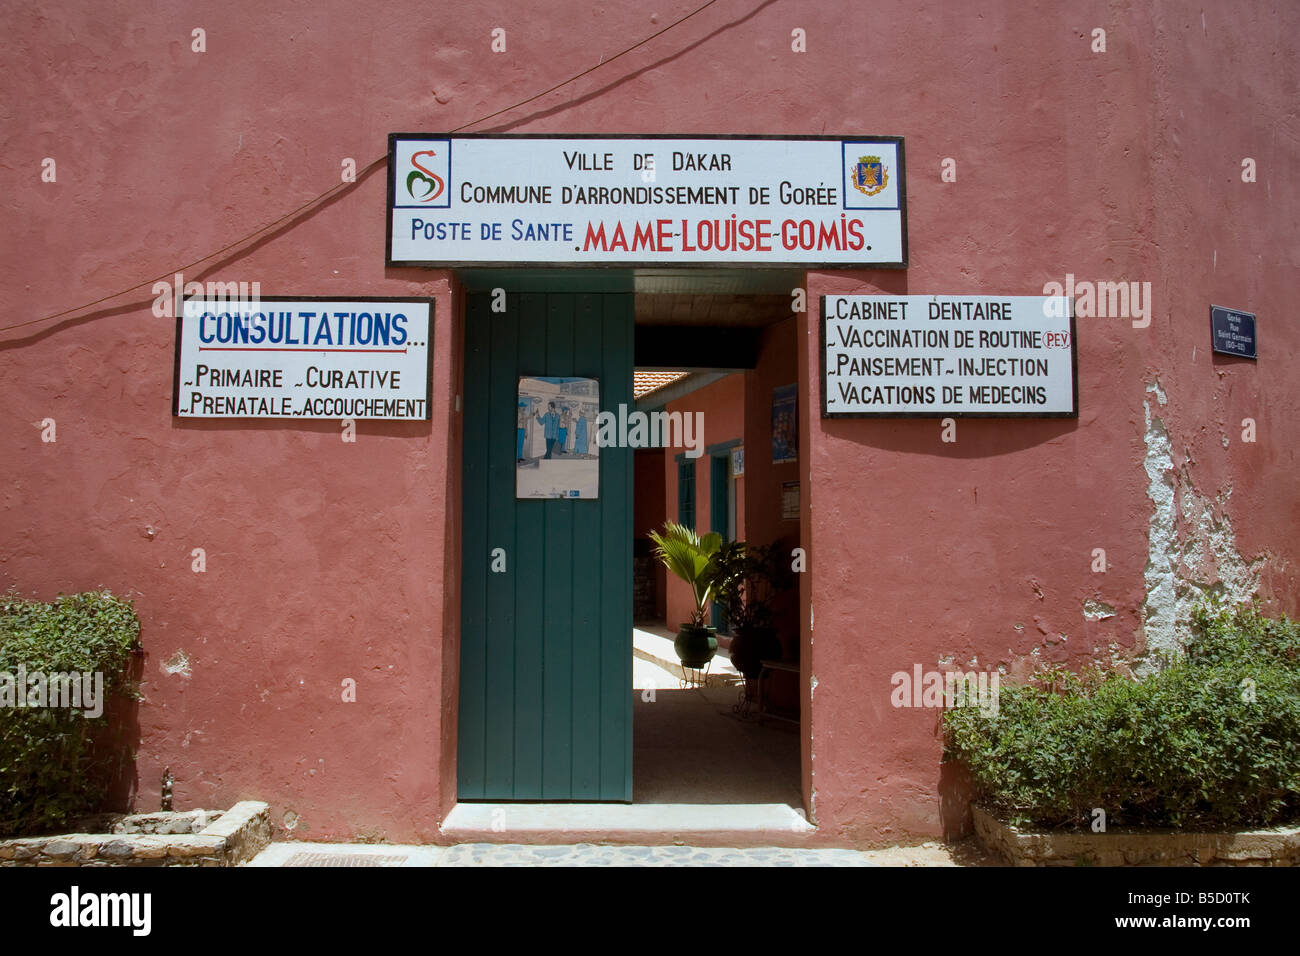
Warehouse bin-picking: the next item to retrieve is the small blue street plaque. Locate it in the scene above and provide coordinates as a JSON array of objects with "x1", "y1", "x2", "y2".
[{"x1": 1210, "y1": 305, "x2": 1257, "y2": 359}]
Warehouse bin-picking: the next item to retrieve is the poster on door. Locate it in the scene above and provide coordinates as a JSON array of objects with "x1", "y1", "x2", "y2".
[{"x1": 517, "y1": 376, "x2": 600, "y2": 499}]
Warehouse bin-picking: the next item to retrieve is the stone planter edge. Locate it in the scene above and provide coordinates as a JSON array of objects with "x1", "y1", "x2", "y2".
[{"x1": 972, "y1": 804, "x2": 1300, "y2": 867}]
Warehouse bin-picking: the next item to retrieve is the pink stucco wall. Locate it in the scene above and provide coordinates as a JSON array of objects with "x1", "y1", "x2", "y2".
[
  {"x1": 742, "y1": 319, "x2": 801, "y2": 710},
  {"x1": 633, "y1": 448, "x2": 667, "y2": 621},
  {"x1": 2, "y1": 2, "x2": 1297, "y2": 845},
  {"x1": 743, "y1": 317, "x2": 800, "y2": 630},
  {"x1": 794, "y1": 6, "x2": 1300, "y2": 843},
  {"x1": 661, "y1": 373, "x2": 745, "y2": 629}
]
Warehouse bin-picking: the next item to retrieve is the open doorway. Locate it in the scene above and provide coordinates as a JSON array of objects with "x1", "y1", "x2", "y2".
[
  {"x1": 450, "y1": 271, "x2": 809, "y2": 832},
  {"x1": 630, "y1": 284, "x2": 804, "y2": 811}
]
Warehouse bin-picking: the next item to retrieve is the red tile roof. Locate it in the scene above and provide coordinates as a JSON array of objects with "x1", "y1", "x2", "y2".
[{"x1": 633, "y1": 371, "x2": 689, "y2": 399}]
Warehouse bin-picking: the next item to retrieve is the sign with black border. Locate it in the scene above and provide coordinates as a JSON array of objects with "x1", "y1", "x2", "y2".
[
  {"x1": 820, "y1": 295, "x2": 1078, "y2": 418},
  {"x1": 386, "y1": 133, "x2": 907, "y2": 269},
  {"x1": 1210, "y1": 305, "x2": 1257, "y2": 359},
  {"x1": 172, "y1": 295, "x2": 434, "y2": 420}
]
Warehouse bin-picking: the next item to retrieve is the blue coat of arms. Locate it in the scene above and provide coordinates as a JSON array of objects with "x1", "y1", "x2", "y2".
[{"x1": 853, "y1": 155, "x2": 888, "y2": 197}]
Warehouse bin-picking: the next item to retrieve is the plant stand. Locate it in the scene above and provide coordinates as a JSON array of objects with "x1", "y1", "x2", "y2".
[
  {"x1": 755, "y1": 659, "x2": 800, "y2": 726},
  {"x1": 732, "y1": 677, "x2": 759, "y2": 718},
  {"x1": 679, "y1": 661, "x2": 713, "y2": 689}
]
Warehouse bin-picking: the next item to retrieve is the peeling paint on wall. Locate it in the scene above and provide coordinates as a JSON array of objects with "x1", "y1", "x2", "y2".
[
  {"x1": 1141, "y1": 382, "x2": 1263, "y2": 663},
  {"x1": 161, "y1": 650, "x2": 192, "y2": 678},
  {"x1": 1083, "y1": 599, "x2": 1116, "y2": 620}
]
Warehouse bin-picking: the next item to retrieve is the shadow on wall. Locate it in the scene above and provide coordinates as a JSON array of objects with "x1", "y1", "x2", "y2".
[
  {"x1": 173, "y1": 417, "x2": 434, "y2": 439},
  {"x1": 937, "y1": 757, "x2": 977, "y2": 840},
  {"x1": 104, "y1": 649, "x2": 145, "y2": 814},
  {"x1": 825, "y1": 417, "x2": 1077, "y2": 459},
  {"x1": 768, "y1": 531, "x2": 801, "y2": 660}
]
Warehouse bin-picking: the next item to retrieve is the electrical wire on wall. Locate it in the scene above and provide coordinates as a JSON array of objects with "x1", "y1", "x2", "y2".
[{"x1": 0, "y1": 0, "x2": 722, "y2": 338}]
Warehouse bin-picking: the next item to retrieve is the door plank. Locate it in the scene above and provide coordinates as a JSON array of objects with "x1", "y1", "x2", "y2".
[{"x1": 459, "y1": 289, "x2": 633, "y2": 801}]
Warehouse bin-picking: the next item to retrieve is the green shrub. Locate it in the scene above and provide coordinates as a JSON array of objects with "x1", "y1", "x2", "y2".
[
  {"x1": 0, "y1": 590, "x2": 140, "y2": 836},
  {"x1": 943, "y1": 602, "x2": 1300, "y2": 830},
  {"x1": 1187, "y1": 601, "x2": 1300, "y2": 669}
]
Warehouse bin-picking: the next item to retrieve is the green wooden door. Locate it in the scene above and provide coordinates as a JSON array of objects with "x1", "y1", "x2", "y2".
[{"x1": 459, "y1": 290, "x2": 633, "y2": 801}]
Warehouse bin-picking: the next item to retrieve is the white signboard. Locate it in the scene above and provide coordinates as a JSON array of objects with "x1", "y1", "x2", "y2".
[
  {"x1": 821, "y1": 295, "x2": 1077, "y2": 417},
  {"x1": 387, "y1": 134, "x2": 905, "y2": 267},
  {"x1": 173, "y1": 297, "x2": 432, "y2": 419}
]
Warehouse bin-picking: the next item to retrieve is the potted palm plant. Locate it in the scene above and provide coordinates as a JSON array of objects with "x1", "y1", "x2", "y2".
[{"x1": 648, "y1": 521, "x2": 723, "y2": 667}]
